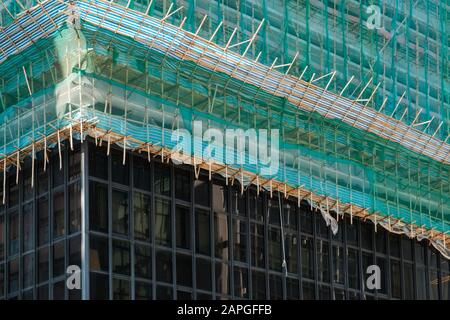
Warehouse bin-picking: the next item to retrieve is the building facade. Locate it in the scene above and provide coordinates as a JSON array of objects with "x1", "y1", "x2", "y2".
[{"x1": 0, "y1": 141, "x2": 449, "y2": 300}]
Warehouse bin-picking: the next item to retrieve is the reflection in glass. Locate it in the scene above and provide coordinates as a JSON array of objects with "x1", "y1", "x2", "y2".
[
  {"x1": 9, "y1": 211, "x2": 19, "y2": 255},
  {"x1": 69, "y1": 182, "x2": 81, "y2": 233},
  {"x1": 156, "y1": 250, "x2": 172, "y2": 284},
  {"x1": 89, "y1": 235, "x2": 109, "y2": 272},
  {"x1": 53, "y1": 190, "x2": 65, "y2": 238},
  {"x1": 155, "y1": 198, "x2": 171, "y2": 246},
  {"x1": 195, "y1": 209, "x2": 210, "y2": 255},
  {"x1": 154, "y1": 163, "x2": 171, "y2": 196},
  {"x1": 196, "y1": 258, "x2": 211, "y2": 291},
  {"x1": 250, "y1": 223, "x2": 265, "y2": 268},
  {"x1": 214, "y1": 212, "x2": 229, "y2": 260},
  {"x1": 133, "y1": 192, "x2": 151, "y2": 241},
  {"x1": 113, "y1": 278, "x2": 130, "y2": 300},
  {"x1": 113, "y1": 239, "x2": 130, "y2": 275},
  {"x1": 135, "y1": 244, "x2": 151, "y2": 280},
  {"x1": 233, "y1": 266, "x2": 248, "y2": 298},
  {"x1": 22, "y1": 204, "x2": 33, "y2": 252},
  {"x1": 112, "y1": 189, "x2": 129, "y2": 235},
  {"x1": 89, "y1": 181, "x2": 108, "y2": 233},
  {"x1": 233, "y1": 219, "x2": 247, "y2": 262},
  {"x1": 175, "y1": 205, "x2": 190, "y2": 249},
  {"x1": 53, "y1": 241, "x2": 65, "y2": 277},
  {"x1": 215, "y1": 262, "x2": 229, "y2": 296}
]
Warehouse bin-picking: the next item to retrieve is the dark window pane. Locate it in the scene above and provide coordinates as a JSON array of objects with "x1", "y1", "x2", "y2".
[
  {"x1": 268, "y1": 227, "x2": 281, "y2": 271},
  {"x1": 23, "y1": 253, "x2": 34, "y2": 289},
  {"x1": 69, "y1": 144, "x2": 81, "y2": 180},
  {"x1": 268, "y1": 198, "x2": 280, "y2": 225},
  {"x1": 389, "y1": 234, "x2": 401, "y2": 258},
  {"x1": 133, "y1": 156, "x2": 151, "y2": 191},
  {"x1": 215, "y1": 262, "x2": 229, "y2": 296},
  {"x1": 135, "y1": 244, "x2": 151, "y2": 280},
  {"x1": 135, "y1": 281, "x2": 152, "y2": 300},
  {"x1": 9, "y1": 210, "x2": 19, "y2": 255},
  {"x1": 391, "y1": 260, "x2": 402, "y2": 298},
  {"x1": 23, "y1": 160, "x2": 33, "y2": 201},
  {"x1": 113, "y1": 278, "x2": 130, "y2": 300},
  {"x1": 112, "y1": 189, "x2": 129, "y2": 235},
  {"x1": 69, "y1": 236, "x2": 81, "y2": 267},
  {"x1": 283, "y1": 200, "x2": 298, "y2": 230},
  {"x1": 375, "y1": 229, "x2": 387, "y2": 254},
  {"x1": 175, "y1": 169, "x2": 190, "y2": 201},
  {"x1": 360, "y1": 223, "x2": 373, "y2": 250},
  {"x1": 376, "y1": 257, "x2": 388, "y2": 295},
  {"x1": 346, "y1": 218, "x2": 358, "y2": 246},
  {"x1": 38, "y1": 248, "x2": 49, "y2": 283},
  {"x1": 233, "y1": 219, "x2": 247, "y2": 263},
  {"x1": 37, "y1": 153, "x2": 48, "y2": 194},
  {"x1": 155, "y1": 198, "x2": 171, "y2": 246},
  {"x1": 8, "y1": 178, "x2": 19, "y2": 207},
  {"x1": 195, "y1": 209, "x2": 210, "y2": 255},
  {"x1": 52, "y1": 154, "x2": 64, "y2": 187},
  {"x1": 212, "y1": 183, "x2": 227, "y2": 213},
  {"x1": 0, "y1": 215, "x2": 4, "y2": 260},
  {"x1": 429, "y1": 269, "x2": 439, "y2": 300},
  {"x1": 334, "y1": 288, "x2": 346, "y2": 300},
  {"x1": 133, "y1": 192, "x2": 151, "y2": 241},
  {"x1": 89, "y1": 181, "x2": 108, "y2": 233},
  {"x1": 154, "y1": 163, "x2": 171, "y2": 196},
  {"x1": 319, "y1": 285, "x2": 331, "y2": 300},
  {"x1": 416, "y1": 265, "x2": 427, "y2": 299},
  {"x1": 90, "y1": 272, "x2": 109, "y2": 300},
  {"x1": 89, "y1": 235, "x2": 109, "y2": 272},
  {"x1": 69, "y1": 182, "x2": 81, "y2": 234},
  {"x1": 0, "y1": 263, "x2": 4, "y2": 297},
  {"x1": 177, "y1": 290, "x2": 192, "y2": 300},
  {"x1": 347, "y1": 248, "x2": 359, "y2": 290},
  {"x1": 176, "y1": 253, "x2": 192, "y2": 287},
  {"x1": 231, "y1": 189, "x2": 246, "y2": 216},
  {"x1": 251, "y1": 270, "x2": 266, "y2": 299},
  {"x1": 333, "y1": 245, "x2": 345, "y2": 285},
  {"x1": 22, "y1": 289, "x2": 34, "y2": 300},
  {"x1": 402, "y1": 238, "x2": 413, "y2": 261},
  {"x1": 250, "y1": 223, "x2": 265, "y2": 268},
  {"x1": 156, "y1": 285, "x2": 172, "y2": 299},
  {"x1": 362, "y1": 253, "x2": 373, "y2": 294},
  {"x1": 286, "y1": 278, "x2": 299, "y2": 300},
  {"x1": 285, "y1": 232, "x2": 298, "y2": 274},
  {"x1": 249, "y1": 190, "x2": 264, "y2": 222},
  {"x1": 69, "y1": 287, "x2": 82, "y2": 300},
  {"x1": 317, "y1": 240, "x2": 330, "y2": 283},
  {"x1": 194, "y1": 179, "x2": 209, "y2": 207},
  {"x1": 175, "y1": 205, "x2": 190, "y2": 249},
  {"x1": 233, "y1": 266, "x2": 248, "y2": 298},
  {"x1": 111, "y1": 149, "x2": 129, "y2": 185},
  {"x1": 315, "y1": 212, "x2": 329, "y2": 238},
  {"x1": 22, "y1": 203, "x2": 33, "y2": 252},
  {"x1": 196, "y1": 258, "x2": 211, "y2": 291},
  {"x1": 37, "y1": 197, "x2": 49, "y2": 245},
  {"x1": 53, "y1": 241, "x2": 65, "y2": 278},
  {"x1": 404, "y1": 263, "x2": 414, "y2": 299},
  {"x1": 89, "y1": 145, "x2": 108, "y2": 180},
  {"x1": 301, "y1": 236, "x2": 314, "y2": 280},
  {"x1": 8, "y1": 259, "x2": 19, "y2": 293},
  {"x1": 37, "y1": 284, "x2": 49, "y2": 300},
  {"x1": 53, "y1": 190, "x2": 65, "y2": 238},
  {"x1": 112, "y1": 240, "x2": 130, "y2": 275},
  {"x1": 53, "y1": 281, "x2": 65, "y2": 300},
  {"x1": 156, "y1": 250, "x2": 172, "y2": 284},
  {"x1": 214, "y1": 212, "x2": 228, "y2": 260},
  {"x1": 269, "y1": 274, "x2": 283, "y2": 300}
]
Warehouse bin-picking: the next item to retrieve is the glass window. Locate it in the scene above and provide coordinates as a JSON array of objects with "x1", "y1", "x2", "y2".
[
  {"x1": 176, "y1": 253, "x2": 192, "y2": 287},
  {"x1": 175, "y1": 205, "x2": 190, "y2": 249},
  {"x1": 0, "y1": 263, "x2": 4, "y2": 297},
  {"x1": 269, "y1": 274, "x2": 283, "y2": 300},
  {"x1": 69, "y1": 144, "x2": 81, "y2": 180},
  {"x1": 362, "y1": 252, "x2": 373, "y2": 294},
  {"x1": 195, "y1": 208, "x2": 210, "y2": 255},
  {"x1": 8, "y1": 259, "x2": 19, "y2": 293},
  {"x1": 233, "y1": 266, "x2": 248, "y2": 298},
  {"x1": 215, "y1": 262, "x2": 229, "y2": 296},
  {"x1": 251, "y1": 270, "x2": 266, "y2": 299},
  {"x1": 52, "y1": 154, "x2": 64, "y2": 187},
  {"x1": 404, "y1": 262, "x2": 414, "y2": 299},
  {"x1": 233, "y1": 218, "x2": 247, "y2": 263},
  {"x1": 212, "y1": 183, "x2": 227, "y2": 213},
  {"x1": 429, "y1": 269, "x2": 439, "y2": 300},
  {"x1": 175, "y1": 169, "x2": 190, "y2": 201},
  {"x1": 376, "y1": 257, "x2": 388, "y2": 295},
  {"x1": 346, "y1": 218, "x2": 358, "y2": 246},
  {"x1": 283, "y1": 200, "x2": 298, "y2": 231},
  {"x1": 333, "y1": 288, "x2": 346, "y2": 300},
  {"x1": 53, "y1": 281, "x2": 65, "y2": 300},
  {"x1": 135, "y1": 281, "x2": 152, "y2": 300},
  {"x1": 301, "y1": 236, "x2": 314, "y2": 279},
  {"x1": 90, "y1": 272, "x2": 109, "y2": 300},
  {"x1": 375, "y1": 229, "x2": 387, "y2": 254},
  {"x1": 133, "y1": 155, "x2": 151, "y2": 191},
  {"x1": 154, "y1": 162, "x2": 171, "y2": 196},
  {"x1": 333, "y1": 245, "x2": 345, "y2": 285},
  {"x1": 68, "y1": 182, "x2": 81, "y2": 234},
  {"x1": 268, "y1": 227, "x2": 281, "y2": 271},
  {"x1": 302, "y1": 281, "x2": 315, "y2": 299},
  {"x1": 112, "y1": 239, "x2": 130, "y2": 275},
  {"x1": 89, "y1": 181, "x2": 108, "y2": 233},
  {"x1": 23, "y1": 160, "x2": 33, "y2": 201},
  {"x1": 391, "y1": 260, "x2": 402, "y2": 298},
  {"x1": 389, "y1": 234, "x2": 401, "y2": 258},
  {"x1": 285, "y1": 232, "x2": 298, "y2": 274},
  {"x1": 155, "y1": 198, "x2": 171, "y2": 246},
  {"x1": 23, "y1": 253, "x2": 34, "y2": 289},
  {"x1": 69, "y1": 236, "x2": 81, "y2": 267},
  {"x1": 133, "y1": 192, "x2": 151, "y2": 241},
  {"x1": 22, "y1": 289, "x2": 33, "y2": 300},
  {"x1": 416, "y1": 265, "x2": 427, "y2": 299},
  {"x1": 37, "y1": 284, "x2": 49, "y2": 300},
  {"x1": 347, "y1": 248, "x2": 359, "y2": 290},
  {"x1": 231, "y1": 189, "x2": 246, "y2": 216},
  {"x1": 89, "y1": 235, "x2": 109, "y2": 272},
  {"x1": 0, "y1": 215, "x2": 4, "y2": 260},
  {"x1": 37, "y1": 248, "x2": 49, "y2": 283},
  {"x1": 8, "y1": 210, "x2": 19, "y2": 256},
  {"x1": 156, "y1": 285, "x2": 173, "y2": 299},
  {"x1": 249, "y1": 190, "x2": 264, "y2": 222},
  {"x1": 268, "y1": 198, "x2": 280, "y2": 225},
  {"x1": 113, "y1": 278, "x2": 130, "y2": 300},
  {"x1": 112, "y1": 189, "x2": 129, "y2": 235},
  {"x1": 317, "y1": 239, "x2": 330, "y2": 283},
  {"x1": 135, "y1": 244, "x2": 151, "y2": 280},
  {"x1": 250, "y1": 223, "x2": 265, "y2": 268},
  {"x1": 300, "y1": 205, "x2": 313, "y2": 234},
  {"x1": 315, "y1": 212, "x2": 329, "y2": 238},
  {"x1": 23, "y1": 203, "x2": 33, "y2": 252},
  {"x1": 196, "y1": 258, "x2": 211, "y2": 291},
  {"x1": 37, "y1": 153, "x2": 48, "y2": 194},
  {"x1": 318, "y1": 285, "x2": 331, "y2": 300},
  {"x1": 286, "y1": 278, "x2": 299, "y2": 300},
  {"x1": 53, "y1": 190, "x2": 65, "y2": 238},
  {"x1": 53, "y1": 241, "x2": 65, "y2": 278},
  {"x1": 111, "y1": 149, "x2": 129, "y2": 185},
  {"x1": 156, "y1": 250, "x2": 172, "y2": 284},
  {"x1": 37, "y1": 200, "x2": 49, "y2": 247},
  {"x1": 8, "y1": 178, "x2": 19, "y2": 208},
  {"x1": 360, "y1": 223, "x2": 373, "y2": 250},
  {"x1": 214, "y1": 212, "x2": 229, "y2": 260},
  {"x1": 177, "y1": 290, "x2": 192, "y2": 300},
  {"x1": 89, "y1": 145, "x2": 108, "y2": 180},
  {"x1": 194, "y1": 178, "x2": 210, "y2": 207},
  {"x1": 402, "y1": 238, "x2": 413, "y2": 261}
]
